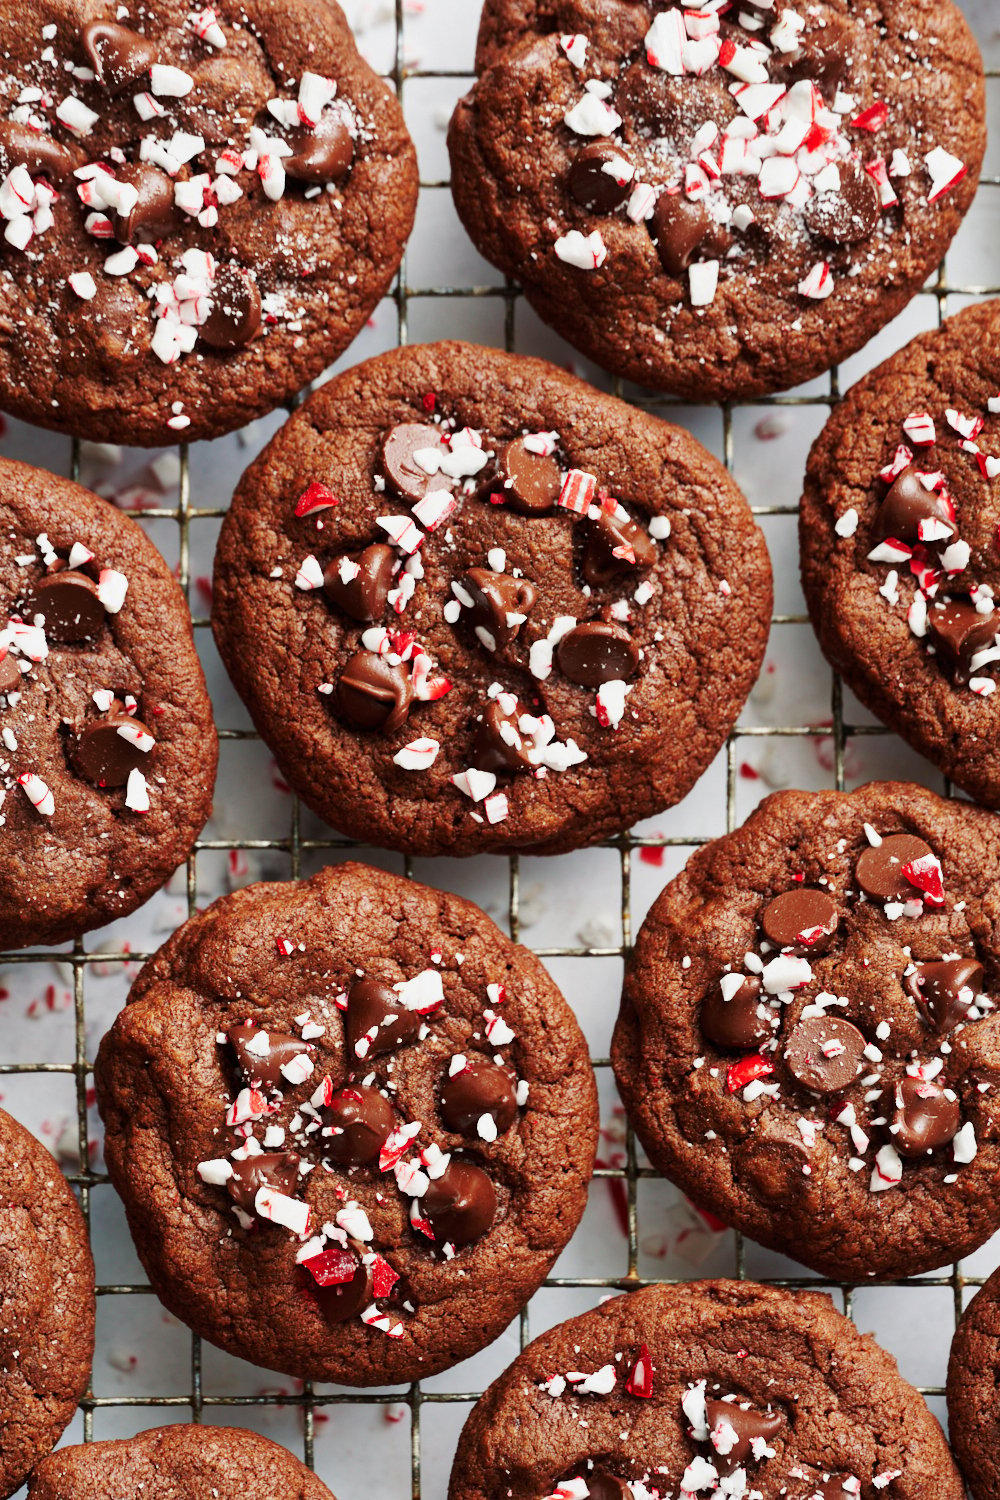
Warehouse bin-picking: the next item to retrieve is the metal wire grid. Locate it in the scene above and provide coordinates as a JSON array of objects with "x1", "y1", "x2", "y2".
[{"x1": 0, "y1": 4, "x2": 997, "y2": 1490}]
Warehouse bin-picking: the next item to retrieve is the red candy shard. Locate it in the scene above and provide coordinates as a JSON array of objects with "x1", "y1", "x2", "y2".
[
  {"x1": 718, "y1": 37, "x2": 736, "y2": 65},
  {"x1": 303, "y1": 1247, "x2": 358, "y2": 1287},
  {"x1": 901, "y1": 852, "x2": 946, "y2": 906},
  {"x1": 726, "y1": 1054, "x2": 775, "y2": 1093},
  {"x1": 371, "y1": 1253, "x2": 400, "y2": 1300},
  {"x1": 295, "y1": 480, "x2": 340, "y2": 517},
  {"x1": 851, "y1": 100, "x2": 888, "y2": 132},
  {"x1": 626, "y1": 1343, "x2": 654, "y2": 1399},
  {"x1": 421, "y1": 392, "x2": 437, "y2": 413}
]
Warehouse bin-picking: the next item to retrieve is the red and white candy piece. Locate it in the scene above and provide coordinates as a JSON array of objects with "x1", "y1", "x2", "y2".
[
  {"x1": 294, "y1": 554, "x2": 324, "y2": 591},
  {"x1": 925, "y1": 146, "x2": 966, "y2": 204},
  {"x1": 393, "y1": 738, "x2": 440, "y2": 771},
  {"x1": 255, "y1": 1184, "x2": 311, "y2": 1236},
  {"x1": 553, "y1": 229, "x2": 607, "y2": 270},
  {"x1": 902, "y1": 412, "x2": 936, "y2": 447},
  {"x1": 18, "y1": 772, "x2": 54, "y2": 817},
  {"x1": 557, "y1": 469, "x2": 597, "y2": 514},
  {"x1": 798, "y1": 261, "x2": 834, "y2": 300},
  {"x1": 97, "y1": 568, "x2": 128, "y2": 613}
]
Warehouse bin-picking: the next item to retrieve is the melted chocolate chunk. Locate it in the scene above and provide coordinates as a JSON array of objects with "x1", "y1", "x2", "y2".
[
  {"x1": 927, "y1": 597, "x2": 997, "y2": 685},
  {"x1": 81, "y1": 21, "x2": 157, "y2": 93},
  {"x1": 30, "y1": 571, "x2": 105, "y2": 643},
  {"x1": 777, "y1": 12, "x2": 851, "y2": 88},
  {"x1": 336, "y1": 650, "x2": 412, "y2": 733},
  {"x1": 200, "y1": 267, "x2": 261, "y2": 350},
  {"x1": 345, "y1": 977, "x2": 421, "y2": 1059},
  {"x1": 701, "y1": 975, "x2": 770, "y2": 1051},
  {"x1": 285, "y1": 112, "x2": 355, "y2": 184},
  {"x1": 0, "y1": 650, "x2": 20, "y2": 695},
  {"x1": 761, "y1": 889, "x2": 839, "y2": 955},
  {"x1": 568, "y1": 139, "x2": 634, "y2": 212},
  {"x1": 462, "y1": 568, "x2": 536, "y2": 650},
  {"x1": 423, "y1": 1160, "x2": 496, "y2": 1248},
  {"x1": 652, "y1": 192, "x2": 728, "y2": 276},
  {"x1": 568, "y1": 1473, "x2": 630, "y2": 1500},
  {"x1": 892, "y1": 1077, "x2": 961, "y2": 1156},
  {"x1": 227, "y1": 1022, "x2": 312, "y2": 1090},
  {"x1": 557, "y1": 621, "x2": 638, "y2": 687},
  {"x1": 324, "y1": 543, "x2": 396, "y2": 623},
  {"x1": 74, "y1": 711, "x2": 154, "y2": 788},
  {"x1": 803, "y1": 160, "x2": 879, "y2": 245},
  {"x1": 905, "y1": 957, "x2": 984, "y2": 1033},
  {"x1": 440, "y1": 1059, "x2": 518, "y2": 1137},
  {"x1": 705, "y1": 1396, "x2": 785, "y2": 1473},
  {"x1": 324, "y1": 1085, "x2": 395, "y2": 1167},
  {"x1": 783, "y1": 1015, "x2": 865, "y2": 1095},
  {"x1": 472, "y1": 699, "x2": 537, "y2": 775},
  {"x1": 486, "y1": 438, "x2": 562, "y2": 514},
  {"x1": 855, "y1": 833, "x2": 933, "y2": 901},
  {"x1": 113, "y1": 163, "x2": 179, "y2": 243},
  {"x1": 874, "y1": 468, "x2": 957, "y2": 544},
  {"x1": 304, "y1": 1244, "x2": 374, "y2": 1324},
  {"x1": 379, "y1": 424, "x2": 451, "y2": 503},
  {"x1": 582, "y1": 511, "x2": 657, "y2": 587},
  {"x1": 227, "y1": 1150, "x2": 301, "y2": 1212},
  {"x1": 0, "y1": 120, "x2": 80, "y2": 184}
]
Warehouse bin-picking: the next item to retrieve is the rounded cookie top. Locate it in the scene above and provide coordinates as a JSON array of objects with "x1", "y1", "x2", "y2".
[
  {"x1": 612, "y1": 782, "x2": 1000, "y2": 1281},
  {"x1": 0, "y1": 1108, "x2": 95, "y2": 1500},
  {"x1": 449, "y1": 1280, "x2": 962, "y2": 1500},
  {"x1": 0, "y1": 0, "x2": 417, "y2": 445},
  {"x1": 0, "y1": 456, "x2": 216, "y2": 950},
  {"x1": 947, "y1": 1265, "x2": 1000, "y2": 1500},
  {"x1": 94, "y1": 860, "x2": 598, "y2": 1385},
  {"x1": 28, "y1": 1425, "x2": 336, "y2": 1499},
  {"x1": 211, "y1": 340, "x2": 771, "y2": 856},
  {"x1": 801, "y1": 299, "x2": 1000, "y2": 810},
  {"x1": 447, "y1": 0, "x2": 984, "y2": 400}
]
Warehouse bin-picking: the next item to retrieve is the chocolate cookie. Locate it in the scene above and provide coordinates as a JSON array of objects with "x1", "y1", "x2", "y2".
[
  {"x1": 94, "y1": 860, "x2": 597, "y2": 1385},
  {"x1": 947, "y1": 1265, "x2": 1000, "y2": 1500},
  {"x1": 0, "y1": 0, "x2": 416, "y2": 445},
  {"x1": 28, "y1": 1425, "x2": 335, "y2": 1499},
  {"x1": 612, "y1": 782, "x2": 1000, "y2": 1281},
  {"x1": 211, "y1": 340, "x2": 771, "y2": 856},
  {"x1": 0, "y1": 1107, "x2": 95, "y2": 1500},
  {"x1": 0, "y1": 457, "x2": 216, "y2": 949},
  {"x1": 449, "y1": 1280, "x2": 962, "y2": 1500},
  {"x1": 448, "y1": 0, "x2": 985, "y2": 401},
  {"x1": 802, "y1": 300, "x2": 1000, "y2": 809}
]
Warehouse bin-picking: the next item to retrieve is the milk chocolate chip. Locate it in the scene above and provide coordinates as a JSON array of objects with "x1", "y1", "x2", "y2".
[
  {"x1": 704, "y1": 1397, "x2": 785, "y2": 1473},
  {"x1": 379, "y1": 424, "x2": 451, "y2": 503},
  {"x1": 783, "y1": 1015, "x2": 865, "y2": 1095},
  {"x1": 652, "y1": 192, "x2": 727, "y2": 276},
  {"x1": 927, "y1": 598, "x2": 997, "y2": 685},
  {"x1": 113, "y1": 163, "x2": 179, "y2": 243},
  {"x1": 227, "y1": 1022, "x2": 312, "y2": 1090},
  {"x1": 582, "y1": 511, "x2": 657, "y2": 587},
  {"x1": 200, "y1": 267, "x2": 261, "y2": 350},
  {"x1": 336, "y1": 651, "x2": 412, "y2": 733},
  {"x1": 701, "y1": 976, "x2": 771, "y2": 1051},
  {"x1": 423, "y1": 1160, "x2": 496, "y2": 1247},
  {"x1": 227, "y1": 1150, "x2": 301, "y2": 1212},
  {"x1": 761, "y1": 889, "x2": 839, "y2": 954},
  {"x1": 568, "y1": 139, "x2": 634, "y2": 212},
  {"x1": 855, "y1": 834, "x2": 933, "y2": 901},
  {"x1": 74, "y1": 711, "x2": 154, "y2": 788},
  {"x1": 462, "y1": 568, "x2": 536, "y2": 650},
  {"x1": 803, "y1": 160, "x2": 879, "y2": 245},
  {"x1": 875, "y1": 468, "x2": 957, "y2": 544},
  {"x1": 345, "y1": 978, "x2": 420, "y2": 1059},
  {"x1": 440, "y1": 1059, "x2": 518, "y2": 1137},
  {"x1": 324, "y1": 543, "x2": 396, "y2": 623},
  {"x1": 486, "y1": 438, "x2": 562, "y2": 515},
  {"x1": 324, "y1": 1085, "x2": 395, "y2": 1167},
  {"x1": 892, "y1": 1078, "x2": 960, "y2": 1156},
  {"x1": 472, "y1": 699, "x2": 537, "y2": 775},
  {"x1": 557, "y1": 621, "x2": 638, "y2": 687},
  {"x1": 285, "y1": 111, "x2": 354, "y2": 184},
  {"x1": 82, "y1": 21, "x2": 157, "y2": 93},
  {"x1": 905, "y1": 957, "x2": 984, "y2": 1034},
  {"x1": 31, "y1": 571, "x2": 105, "y2": 643}
]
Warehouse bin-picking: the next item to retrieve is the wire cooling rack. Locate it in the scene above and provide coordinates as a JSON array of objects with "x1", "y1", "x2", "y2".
[{"x1": 2, "y1": 2, "x2": 999, "y2": 1494}]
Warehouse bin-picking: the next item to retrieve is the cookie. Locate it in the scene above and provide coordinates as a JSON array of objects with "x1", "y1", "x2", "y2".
[
  {"x1": 801, "y1": 300, "x2": 1000, "y2": 809},
  {"x1": 0, "y1": 0, "x2": 416, "y2": 445},
  {"x1": 94, "y1": 860, "x2": 598, "y2": 1385},
  {"x1": 0, "y1": 1108, "x2": 95, "y2": 1500},
  {"x1": 28, "y1": 1425, "x2": 336, "y2": 1498},
  {"x1": 211, "y1": 340, "x2": 771, "y2": 856},
  {"x1": 449, "y1": 1279, "x2": 961, "y2": 1500},
  {"x1": 947, "y1": 1265, "x2": 1000, "y2": 1500},
  {"x1": 0, "y1": 456, "x2": 216, "y2": 949},
  {"x1": 612, "y1": 782, "x2": 1000, "y2": 1281},
  {"x1": 448, "y1": 0, "x2": 985, "y2": 401}
]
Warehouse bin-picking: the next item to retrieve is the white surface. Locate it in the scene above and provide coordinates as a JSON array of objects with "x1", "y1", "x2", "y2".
[{"x1": 2, "y1": 1, "x2": 998, "y2": 1494}]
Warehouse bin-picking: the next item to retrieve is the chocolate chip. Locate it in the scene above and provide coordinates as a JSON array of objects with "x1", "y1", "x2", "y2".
[
  {"x1": 227, "y1": 1150, "x2": 301, "y2": 1212},
  {"x1": 855, "y1": 833, "x2": 933, "y2": 901},
  {"x1": 927, "y1": 597, "x2": 997, "y2": 685},
  {"x1": 485, "y1": 438, "x2": 562, "y2": 515},
  {"x1": 200, "y1": 267, "x2": 261, "y2": 350},
  {"x1": 803, "y1": 160, "x2": 879, "y2": 245},
  {"x1": 304, "y1": 1244, "x2": 374, "y2": 1324},
  {"x1": 74, "y1": 712, "x2": 154, "y2": 788},
  {"x1": 783, "y1": 1014, "x2": 866, "y2": 1095},
  {"x1": 0, "y1": 651, "x2": 21, "y2": 695},
  {"x1": 892, "y1": 1077, "x2": 961, "y2": 1157},
  {"x1": 113, "y1": 163, "x2": 180, "y2": 243},
  {"x1": 324, "y1": 1085, "x2": 395, "y2": 1167},
  {"x1": 705, "y1": 1397, "x2": 785, "y2": 1473},
  {"x1": 336, "y1": 651, "x2": 413, "y2": 733},
  {"x1": 875, "y1": 468, "x2": 956, "y2": 544},
  {"x1": 422, "y1": 1160, "x2": 497, "y2": 1248},
  {"x1": 701, "y1": 975, "x2": 771, "y2": 1051},
  {"x1": 905, "y1": 957, "x2": 984, "y2": 1034},
  {"x1": 227, "y1": 1023, "x2": 312, "y2": 1090},
  {"x1": 30, "y1": 571, "x2": 105, "y2": 644},
  {"x1": 345, "y1": 978, "x2": 420, "y2": 1059},
  {"x1": 0, "y1": 120, "x2": 80, "y2": 185},
  {"x1": 379, "y1": 424, "x2": 451, "y2": 503},
  {"x1": 557, "y1": 621, "x2": 638, "y2": 687},
  {"x1": 285, "y1": 112, "x2": 355, "y2": 184},
  {"x1": 652, "y1": 192, "x2": 727, "y2": 276},
  {"x1": 761, "y1": 889, "x2": 839, "y2": 955},
  {"x1": 440, "y1": 1059, "x2": 518, "y2": 1137},
  {"x1": 462, "y1": 568, "x2": 536, "y2": 650},
  {"x1": 582, "y1": 511, "x2": 657, "y2": 587},
  {"x1": 575, "y1": 1474, "x2": 630, "y2": 1500},
  {"x1": 472, "y1": 699, "x2": 536, "y2": 776},
  {"x1": 777, "y1": 13, "x2": 851, "y2": 88},
  {"x1": 324, "y1": 543, "x2": 396, "y2": 623},
  {"x1": 81, "y1": 21, "x2": 157, "y2": 93},
  {"x1": 568, "y1": 139, "x2": 634, "y2": 212}
]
